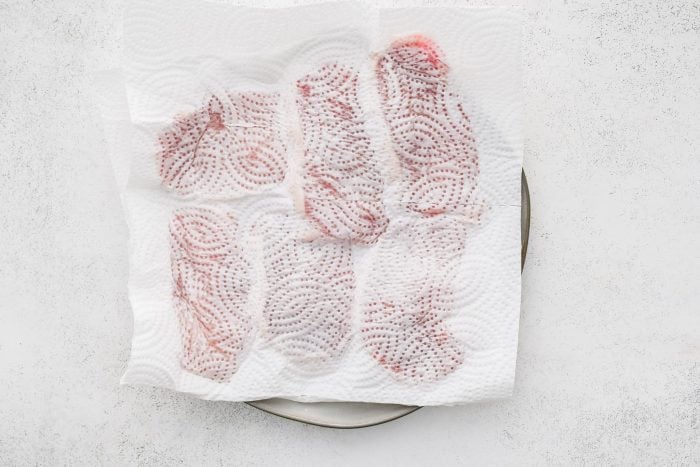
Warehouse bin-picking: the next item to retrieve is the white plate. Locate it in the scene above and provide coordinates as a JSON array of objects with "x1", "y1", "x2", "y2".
[{"x1": 247, "y1": 171, "x2": 531, "y2": 428}]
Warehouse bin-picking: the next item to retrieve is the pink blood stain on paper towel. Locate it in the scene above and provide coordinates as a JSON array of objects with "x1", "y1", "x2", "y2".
[
  {"x1": 157, "y1": 92, "x2": 286, "y2": 197},
  {"x1": 363, "y1": 284, "x2": 464, "y2": 382},
  {"x1": 156, "y1": 35, "x2": 484, "y2": 383},
  {"x1": 360, "y1": 216, "x2": 468, "y2": 382},
  {"x1": 295, "y1": 63, "x2": 388, "y2": 244},
  {"x1": 361, "y1": 36, "x2": 480, "y2": 381},
  {"x1": 375, "y1": 36, "x2": 482, "y2": 220},
  {"x1": 169, "y1": 208, "x2": 252, "y2": 382}
]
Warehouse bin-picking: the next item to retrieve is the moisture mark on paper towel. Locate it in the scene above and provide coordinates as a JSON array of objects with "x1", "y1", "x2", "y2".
[
  {"x1": 169, "y1": 208, "x2": 252, "y2": 382},
  {"x1": 363, "y1": 285, "x2": 465, "y2": 382},
  {"x1": 157, "y1": 92, "x2": 286, "y2": 197},
  {"x1": 255, "y1": 210, "x2": 354, "y2": 368},
  {"x1": 359, "y1": 35, "x2": 487, "y2": 382},
  {"x1": 295, "y1": 63, "x2": 388, "y2": 244},
  {"x1": 376, "y1": 35, "x2": 483, "y2": 221},
  {"x1": 361, "y1": 216, "x2": 467, "y2": 382}
]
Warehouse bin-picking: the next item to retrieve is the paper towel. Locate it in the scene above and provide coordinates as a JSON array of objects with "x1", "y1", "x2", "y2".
[{"x1": 97, "y1": 0, "x2": 522, "y2": 405}]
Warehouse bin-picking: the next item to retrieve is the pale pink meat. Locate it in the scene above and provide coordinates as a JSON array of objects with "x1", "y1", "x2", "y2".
[
  {"x1": 375, "y1": 35, "x2": 481, "y2": 219},
  {"x1": 255, "y1": 210, "x2": 354, "y2": 366},
  {"x1": 361, "y1": 216, "x2": 466, "y2": 382},
  {"x1": 157, "y1": 92, "x2": 286, "y2": 197},
  {"x1": 295, "y1": 63, "x2": 388, "y2": 244},
  {"x1": 169, "y1": 208, "x2": 252, "y2": 381},
  {"x1": 360, "y1": 36, "x2": 486, "y2": 381}
]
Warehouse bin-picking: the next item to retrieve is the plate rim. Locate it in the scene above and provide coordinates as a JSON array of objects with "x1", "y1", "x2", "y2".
[
  {"x1": 246, "y1": 400, "x2": 422, "y2": 429},
  {"x1": 246, "y1": 169, "x2": 531, "y2": 428}
]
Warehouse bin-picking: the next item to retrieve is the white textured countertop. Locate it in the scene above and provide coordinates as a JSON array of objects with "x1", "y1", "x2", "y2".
[{"x1": 1, "y1": 1, "x2": 698, "y2": 465}]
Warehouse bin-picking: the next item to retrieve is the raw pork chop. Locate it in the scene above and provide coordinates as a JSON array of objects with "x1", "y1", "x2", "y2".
[
  {"x1": 157, "y1": 92, "x2": 286, "y2": 197},
  {"x1": 375, "y1": 36, "x2": 481, "y2": 219},
  {"x1": 361, "y1": 216, "x2": 466, "y2": 382},
  {"x1": 255, "y1": 208, "x2": 354, "y2": 367},
  {"x1": 361, "y1": 36, "x2": 487, "y2": 381},
  {"x1": 295, "y1": 63, "x2": 388, "y2": 244},
  {"x1": 169, "y1": 208, "x2": 252, "y2": 381}
]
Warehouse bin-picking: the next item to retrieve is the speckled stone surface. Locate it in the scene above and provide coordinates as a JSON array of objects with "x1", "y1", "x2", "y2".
[{"x1": 0, "y1": 1, "x2": 698, "y2": 465}]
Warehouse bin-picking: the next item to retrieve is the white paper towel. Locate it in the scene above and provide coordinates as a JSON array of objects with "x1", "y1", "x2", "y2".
[{"x1": 97, "y1": 0, "x2": 522, "y2": 405}]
